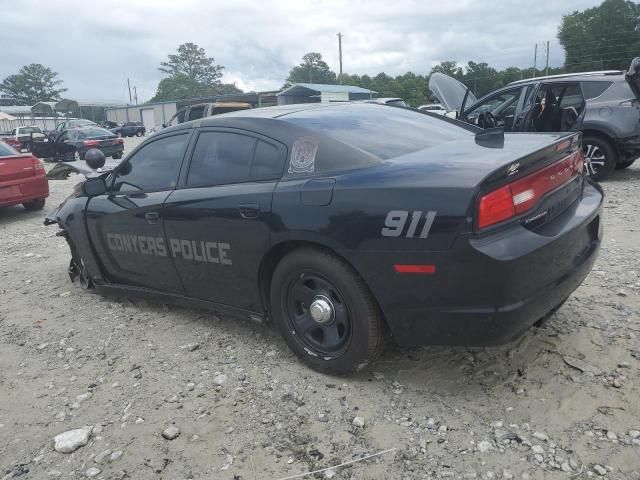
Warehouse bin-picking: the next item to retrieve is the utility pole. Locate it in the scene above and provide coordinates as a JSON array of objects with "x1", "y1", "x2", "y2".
[
  {"x1": 532, "y1": 43, "x2": 538, "y2": 78},
  {"x1": 337, "y1": 32, "x2": 343, "y2": 84},
  {"x1": 133, "y1": 86, "x2": 138, "y2": 105},
  {"x1": 545, "y1": 41, "x2": 550, "y2": 76},
  {"x1": 127, "y1": 78, "x2": 132, "y2": 105}
]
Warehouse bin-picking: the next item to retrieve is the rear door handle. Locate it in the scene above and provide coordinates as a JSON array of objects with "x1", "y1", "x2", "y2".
[
  {"x1": 238, "y1": 204, "x2": 260, "y2": 219},
  {"x1": 144, "y1": 211, "x2": 160, "y2": 224}
]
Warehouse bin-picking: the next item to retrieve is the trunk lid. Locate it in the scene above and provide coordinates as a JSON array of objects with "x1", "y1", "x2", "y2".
[
  {"x1": 428, "y1": 73, "x2": 478, "y2": 114},
  {"x1": 388, "y1": 131, "x2": 584, "y2": 231},
  {"x1": 625, "y1": 57, "x2": 640, "y2": 101},
  {"x1": 0, "y1": 153, "x2": 36, "y2": 183}
]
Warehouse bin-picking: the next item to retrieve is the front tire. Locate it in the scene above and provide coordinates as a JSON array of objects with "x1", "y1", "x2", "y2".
[
  {"x1": 136, "y1": 130, "x2": 143, "y2": 137},
  {"x1": 270, "y1": 248, "x2": 383, "y2": 375},
  {"x1": 583, "y1": 136, "x2": 617, "y2": 181},
  {"x1": 23, "y1": 198, "x2": 45, "y2": 211}
]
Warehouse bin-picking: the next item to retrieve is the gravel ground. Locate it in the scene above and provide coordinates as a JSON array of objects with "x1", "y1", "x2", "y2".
[{"x1": 1, "y1": 138, "x2": 639, "y2": 480}]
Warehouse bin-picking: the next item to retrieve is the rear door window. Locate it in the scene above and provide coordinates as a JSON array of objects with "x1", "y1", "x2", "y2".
[
  {"x1": 252, "y1": 140, "x2": 286, "y2": 179},
  {"x1": 581, "y1": 81, "x2": 613, "y2": 100},
  {"x1": 187, "y1": 132, "x2": 256, "y2": 186}
]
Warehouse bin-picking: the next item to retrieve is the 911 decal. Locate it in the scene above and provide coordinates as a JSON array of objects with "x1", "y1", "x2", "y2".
[{"x1": 381, "y1": 210, "x2": 437, "y2": 238}]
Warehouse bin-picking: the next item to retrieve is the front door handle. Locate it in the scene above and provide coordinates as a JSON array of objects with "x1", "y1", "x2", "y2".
[
  {"x1": 144, "y1": 211, "x2": 160, "y2": 224},
  {"x1": 238, "y1": 204, "x2": 260, "y2": 219}
]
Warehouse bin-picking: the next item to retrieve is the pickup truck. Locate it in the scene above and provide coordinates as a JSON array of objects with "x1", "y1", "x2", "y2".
[{"x1": 1, "y1": 126, "x2": 46, "y2": 152}]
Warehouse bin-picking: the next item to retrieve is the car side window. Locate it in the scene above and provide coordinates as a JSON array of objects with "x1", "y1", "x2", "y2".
[
  {"x1": 581, "y1": 81, "x2": 613, "y2": 100},
  {"x1": 187, "y1": 131, "x2": 257, "y2": 186},
  {"x1": 465, "y1": 88, "x2": 522, "y2": 127},
  {"x1": 252, "y1": 140, "x2": 286, "y2": 179},
  {"x1": 111, "y1": 134, "x2": 188, "y2": 193}
]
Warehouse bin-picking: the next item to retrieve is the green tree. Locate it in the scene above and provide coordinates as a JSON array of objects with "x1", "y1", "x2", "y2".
[
  {"x1": 151, "y1": 43, "x2": 238, "y2": 101},
  {"x1": 429, "y1": 61, "x2": 464, "y2": 80},
  {"x1": 285, "y1": 52, "x2": 337, "y2": 86},
  {"x1": 558, "y1": 0, "x2": 640, "y2": 72},
  {"x1": 462, "y1": 61, "x2": 501, "y2": 97},
  {"x1": 0, "y1": 63, "x2": 67, "y2": 105}
]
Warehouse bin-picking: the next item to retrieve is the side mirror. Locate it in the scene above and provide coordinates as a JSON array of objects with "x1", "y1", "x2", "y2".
[{"x1": 83, "y1": 177, "x2": 107, "y2": 197}]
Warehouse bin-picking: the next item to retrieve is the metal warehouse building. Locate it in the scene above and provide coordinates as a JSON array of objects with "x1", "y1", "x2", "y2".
[
  {"x1": 105, "y1": 92, "x2": 278, "y2": 132},
  {"x1": 276, "y1": 83, "x2": 377, "y2": 104},
  {"x1": 105, "y1": 84, "x2": 377, "y2": 131}
]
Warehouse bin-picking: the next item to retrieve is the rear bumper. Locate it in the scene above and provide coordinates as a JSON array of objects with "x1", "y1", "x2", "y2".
[
  {"x1": 0, "y1": 174, "x2": 49, "y2": 207},
  {"x1": 78, "y1": 145, "x2": 124, "y2": 158},
  {"x1": 352, "y1": 182, "x2": 603, "y2": 347}
]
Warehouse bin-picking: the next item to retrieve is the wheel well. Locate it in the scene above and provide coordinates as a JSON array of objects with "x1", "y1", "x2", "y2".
[
  {"x1": 258, "y1": 241, "x2": 387, "y2": 328},
  {"x1": 581, "y1": 129, "x2": 617, "y2": 151}
]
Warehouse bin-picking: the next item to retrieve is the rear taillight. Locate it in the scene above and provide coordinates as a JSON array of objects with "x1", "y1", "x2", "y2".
[
  {"x1": 115, "y1": 138, "x2": 124, "y2": 144},
  {"x1": 477, "y1": 150, "x2": 584, "y2": 230},
  {"x1": 32, "y1": 156, "x2": 45, "y2": 175},
  {"x1": 83, "y1": 139, "x2": 100, "y2": 147}
]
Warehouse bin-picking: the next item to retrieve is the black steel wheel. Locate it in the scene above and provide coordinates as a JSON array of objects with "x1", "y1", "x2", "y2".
[
  {"x1": 270, "y1": 247, "x2": 383, "y2": 375},
  {"x1": 285, "y1": 273, "x2": 352, "y2": 356}
]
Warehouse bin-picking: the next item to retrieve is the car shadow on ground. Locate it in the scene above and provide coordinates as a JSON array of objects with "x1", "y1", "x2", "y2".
[
  {"x1": 604, "y1": 164, "x2": 640, "y2": 182},
  {"x1": 0, "y1": 204, "x2": 48, "y2": 227},
  {"x1": 104, "y1": 291, "x2": 555, "y2": 398}
]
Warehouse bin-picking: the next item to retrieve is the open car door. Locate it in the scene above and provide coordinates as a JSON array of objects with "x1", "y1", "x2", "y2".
[{"x1": 625, "y1": 57, "x2": 640, "y2": 101}]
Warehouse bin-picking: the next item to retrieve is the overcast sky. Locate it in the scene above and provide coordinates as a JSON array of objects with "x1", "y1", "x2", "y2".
[{"x1": 0, "y1": 0, "x2": 601, "y2": 104}]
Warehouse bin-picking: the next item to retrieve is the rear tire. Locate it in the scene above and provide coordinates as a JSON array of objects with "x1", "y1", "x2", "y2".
[
  {"x1": 112, "y1": 152, "x2": 123, "y2": 160},
  {"x1": 615, "y1": 158, "x2": 636, "y2": 170},
  {"x1": 136, "y1": 130, "x2": 143, "y2": 137},
  {"x1": 583, "y1": 135, "x2": 617, "y2": 181},
  {"x1": 23, "y1": 198, "x2": 45, "y2": 211},
  {"x1": 270, "y1": 247, "x2": 383, "y2": 375}
]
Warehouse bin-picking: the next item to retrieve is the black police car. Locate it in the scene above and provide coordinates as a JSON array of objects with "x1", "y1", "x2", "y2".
[{"x1": 45, "y1": 103, "x2": 603, "y2": 374}]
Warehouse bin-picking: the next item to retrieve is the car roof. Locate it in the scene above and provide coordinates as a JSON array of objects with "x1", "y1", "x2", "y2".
[{"x1": 508, "y1": 70, "x2": 624, "y2": 86}]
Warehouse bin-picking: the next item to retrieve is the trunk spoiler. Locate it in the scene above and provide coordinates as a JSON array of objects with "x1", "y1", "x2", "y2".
[{"x1": 475, "y1": 127, "x2": 505, "y2": 149}]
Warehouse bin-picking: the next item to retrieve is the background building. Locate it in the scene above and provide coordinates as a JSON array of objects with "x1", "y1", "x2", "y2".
[
  {"x1": 104, "y1": 92, "x2": 279, "y2": 131},
  {"x1": 276, "y1": 83, "x2": 377, "y2": 105}
]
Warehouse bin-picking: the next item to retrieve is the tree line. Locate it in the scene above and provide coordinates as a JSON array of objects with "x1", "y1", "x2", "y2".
[{"x1": 1, "y1": 0, "x2": 637, "y2": 107}]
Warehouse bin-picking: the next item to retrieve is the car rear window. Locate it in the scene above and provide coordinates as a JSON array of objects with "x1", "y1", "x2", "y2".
[
  {"x1": 78, "y1": 128, "x2": 113, "y2": 138},
  {"x1": 581, "y1": 81, "x2": 613, "y2": 100},
  {"x1": 0, "y1": 142, "x2": 17, "y2": 156},
  {"x1": 283, "y1": 104, "x2": 472, "y2": 160}
]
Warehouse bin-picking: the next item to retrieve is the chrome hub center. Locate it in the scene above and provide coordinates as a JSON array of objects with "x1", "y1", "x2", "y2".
[{"x1": 309, "y1": 296, "x2": 334, "y2": 324}]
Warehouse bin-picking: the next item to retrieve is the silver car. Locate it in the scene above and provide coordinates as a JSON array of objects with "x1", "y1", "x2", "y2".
[{"x1": 430, "y1": 58, "x2": 640, "y2": 180}]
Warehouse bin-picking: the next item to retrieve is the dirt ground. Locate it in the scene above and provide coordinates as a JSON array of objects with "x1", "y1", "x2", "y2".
[{"x1": 1, "y1": 138, "x2": 639, "y2": 480}]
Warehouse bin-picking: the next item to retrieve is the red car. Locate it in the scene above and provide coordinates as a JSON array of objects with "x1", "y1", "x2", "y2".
[{"x1": 0, "y1": 142, "x2": 49, "y2": 211}]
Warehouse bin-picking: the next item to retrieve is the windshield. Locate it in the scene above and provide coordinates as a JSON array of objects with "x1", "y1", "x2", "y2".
[
  {"x1": 0, "y1": 142, "x2": 18, "y2": 156},
  {"x1": 18, "y1": 127, "x2": 42, "y2": 134}
]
